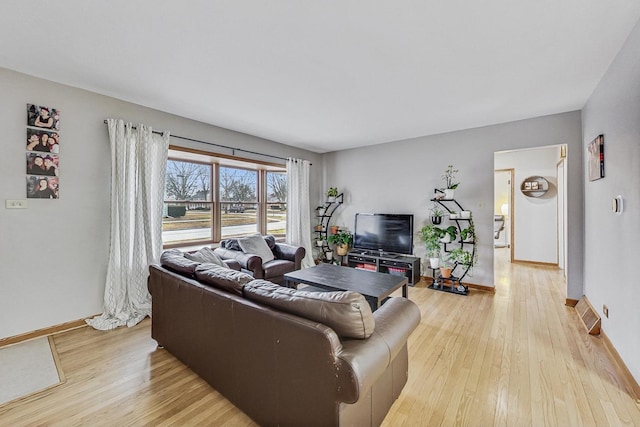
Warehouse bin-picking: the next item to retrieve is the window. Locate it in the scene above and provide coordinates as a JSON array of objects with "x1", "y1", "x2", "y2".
[
  {"x1": 220, "y1": 166, "x2": 258, "y2": 239},
  {"x1": 162, "y1": 148, "x2": 286, "y2": 247},
  {"x1": 266, "y1": 171, "x2": 287, "y2": 238},
  {"x1": 163, "y1": 160, "x2": 213, "y2": 246}
]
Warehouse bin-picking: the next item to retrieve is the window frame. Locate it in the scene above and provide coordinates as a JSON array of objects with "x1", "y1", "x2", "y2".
[{"x1": 162, "y1": 146, "x2": 286, "y2": 249}]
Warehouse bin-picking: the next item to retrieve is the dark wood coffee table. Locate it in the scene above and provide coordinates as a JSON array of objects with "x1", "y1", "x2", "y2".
[{"x1": 283, "y1": 263, "x2": 408, "y2": 311}]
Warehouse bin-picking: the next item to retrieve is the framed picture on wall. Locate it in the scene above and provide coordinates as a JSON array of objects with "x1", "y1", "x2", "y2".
[
  {"x1": 587, "y1": 134, "x2": 604, "y2": 181},
  {"x1": 26, "y1": 103, "x2": 61, "y2": 199},
  {"x1": 27, "y1": 104, "x2": 61, "y2": 131}
]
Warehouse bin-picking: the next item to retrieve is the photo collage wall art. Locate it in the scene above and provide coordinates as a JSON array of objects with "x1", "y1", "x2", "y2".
[{"x1": 26, "y1": 104, "x2": 60, "y2": 199}]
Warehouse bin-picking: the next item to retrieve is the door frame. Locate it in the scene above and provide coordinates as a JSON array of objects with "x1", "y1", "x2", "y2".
[{"x1": 494, "y1": 168, "x2": 514, "y2": 262}]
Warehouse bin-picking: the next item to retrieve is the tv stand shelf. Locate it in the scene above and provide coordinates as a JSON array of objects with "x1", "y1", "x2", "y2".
[{"x1": 346, "y1": 251, "x2": 420, "y2": 286}]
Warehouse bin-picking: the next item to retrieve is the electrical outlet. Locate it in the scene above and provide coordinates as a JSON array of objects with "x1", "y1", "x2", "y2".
[
  {"x1": 603, "y1": 304, "x2": 609, "y2": 318},
  {"x1": 5, "y1": 199, "x2": 28, "y2": 209}
]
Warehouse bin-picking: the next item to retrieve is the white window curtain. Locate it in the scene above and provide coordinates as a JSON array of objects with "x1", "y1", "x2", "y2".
[
  {"x1": 87, "y1": 119, "x2": 169, "y2": 330},
  {"x1": 286, "y1": 158, "x2": 315, "y2": 268}
]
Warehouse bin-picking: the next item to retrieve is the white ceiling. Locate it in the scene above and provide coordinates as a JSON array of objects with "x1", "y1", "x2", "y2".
[{"x1": 1, "y1": 1, "x2": 639, "y2": 153}]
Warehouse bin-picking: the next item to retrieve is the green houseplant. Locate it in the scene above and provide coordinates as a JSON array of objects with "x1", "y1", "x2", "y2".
[
  {"x1": 420, "y1": 225, "x2": 442, "y2": 268},
  {"x1": 430, "y1": 203, "x2": 444, "y2": 225},
  {"x1": 326, "y1": 187, "x2": 339, "y2": 202},
  {"x1": 328, "y1": 230, "x2": 353, "y2": 256},
  {"x1": 460, "y1": 225, "x2": 474, "y2": 242},
  {"x1": 439, "y1": 225, "x2": 458, "y2": 243},
  {"x1": 439, "y1": 254, "x2": 453, "y2": 278},
  {"x1": 441, "y1": 165, "x2": 459, "y2": 199},
  {"x1": 449, "y1": 248, "x2": 475, "y2": 267}
]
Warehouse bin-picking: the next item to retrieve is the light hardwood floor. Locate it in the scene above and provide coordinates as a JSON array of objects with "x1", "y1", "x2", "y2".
[{"x1": 1, "y1": 250, "x2": 639, "y2": 426}]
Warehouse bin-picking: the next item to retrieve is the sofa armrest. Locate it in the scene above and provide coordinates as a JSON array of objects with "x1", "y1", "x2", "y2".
[
  {"x1": 335, "y1": 297, "x2": 421, "y2": 403},
  {"x1": 371, "y1": 297, "x2": 421, "y2": 359},
  {"x1": 214, "y1": 247, "x2": 262, "y2": 273},
  {"x1": 274, "y1": 243, "x2": 306, "y2": 269}
]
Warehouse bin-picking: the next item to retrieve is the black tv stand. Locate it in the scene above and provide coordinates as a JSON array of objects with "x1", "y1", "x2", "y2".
[{"x1": 346, "y1": 251, "x2": 420, "y2": 286}]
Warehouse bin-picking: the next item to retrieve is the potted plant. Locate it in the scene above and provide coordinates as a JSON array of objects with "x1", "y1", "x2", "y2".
[
  {"x1": 328, "y1": 230, "x2": 353, "y2": 256},
  {"x1": 330, "y1": 224, "x2": 339, "y2": 235},
  {"x1": 430, "y1": 203, "x2": 444, "y2": 225},
  {"x1": 326, "y1": 187, "x2": 339, "y2": 202},
  {"x1": 314, "y1": 223, "x2": 322, "y2": 232},
  {"x1": 316, "y1": 238, "x2": 325, "y2": 247},
  {"x1": 420, "y1": 225, "x2": 442, "y2": 268},
  {"x1": 441, "y1": 165, "x2": 459, "y2": 199},
  {"x1": 460, "y1": 225, "x2": 474, "y2": 242},
  {"x1": 449, "y1": 211, "x2": 460, "y2": 220},
  {"x1": 439, "y1": 225, "x2": 457, "y2": 243},
  {"x1": 325, "y1": 251, "x2": 333, "y2": 261},
  {"x1": 449, "y1": 248, "x2": 474, "y2": 266},
  {"x1": 460, "y1": 210, "x2": 471, "y2": 219},
  {"x1": 439, "y1": 256, "x2": 453, "y2": 278}
]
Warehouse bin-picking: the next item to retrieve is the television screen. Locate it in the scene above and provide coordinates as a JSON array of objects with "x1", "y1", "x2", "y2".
[{"x1": 353, "y1": 213, "x2": 414, "y2": 255}]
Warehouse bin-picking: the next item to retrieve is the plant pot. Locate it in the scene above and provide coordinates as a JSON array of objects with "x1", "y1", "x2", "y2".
[
  {"x1": 317, "y1": 240, "x2": 325, "y2": 247},
  {"x1": 440, "y1": 235, "x2": 451, "y2": 243},
  {"x1": 330, "y1": 225, "x2": 339, "y2": 234},
  {"x1": 336, "y1": 244, "x2": 349, "y2": 256},
  {"x1": 460, "y1": 210, "x2": 471, "y2": 219},
  {"x1": 315, "y1": 224, "x2": 322, "y2": 231},
  {"x1": 431, "y1": 215, "x2": 442, "y2": 225},
  {"x1": 317, "y1": 208, "x2": 326, "y2": 217},
  {"x1": 327, "y1": 196, "x2": 336, "y2": 203},
  {"x1": 444, "y1": 189, "x2": 455, "y2": 199},
  {"x1": 429, "y1": 257, "x2": 440, "y2": 269},
  {"x1": 449, "y1": 213, "x2": 460, "y2": 220},
  {"x1": 440, "y1": 267, "x2": 452, "y2": 278},
  {"x1": 326, "y1": 251, "x2": 333, "y2": 261}
]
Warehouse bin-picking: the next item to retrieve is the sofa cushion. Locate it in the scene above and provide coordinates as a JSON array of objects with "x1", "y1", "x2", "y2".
[
  {"x1": 243, "y1": 280, "x2": 375, "y2": 339},
  {"x1": 160, "y1": 249, "x2": 200, "y2": 277},
  {"x1": 195, "y1": 263, "x2": 255, "y2": 296},
  {"x1": 238, "y1": 233, "x2": 275, "y2": 264},
  {"x1": 185, "y1": 247, "x2": 225, "y2": 267}
]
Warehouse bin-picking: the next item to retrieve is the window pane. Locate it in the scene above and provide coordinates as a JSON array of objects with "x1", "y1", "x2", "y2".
[
  {"x1": 267, "y1": 171, "x2": 287, "y2": 238},
  {"x1": 220, "y1": 166, "x2": 258, "y2": 239},
  {"x1": 163, "y1": 160, "x2": 213, "y2": 245}
]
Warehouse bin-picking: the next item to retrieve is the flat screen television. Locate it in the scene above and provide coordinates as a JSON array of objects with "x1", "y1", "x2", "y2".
[{"x1": 353, "y1": 213, "x2": 414, "y2": 255}]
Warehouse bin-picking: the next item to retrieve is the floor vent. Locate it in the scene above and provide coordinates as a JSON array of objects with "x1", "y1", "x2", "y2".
[{"x1": 575, "y1": 296, "x2": 601, "y2": 335}]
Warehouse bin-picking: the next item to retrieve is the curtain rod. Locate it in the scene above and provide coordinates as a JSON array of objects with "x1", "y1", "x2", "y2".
[{"x1": 102, "y1": 120, "x2": 311, "y2": 165}]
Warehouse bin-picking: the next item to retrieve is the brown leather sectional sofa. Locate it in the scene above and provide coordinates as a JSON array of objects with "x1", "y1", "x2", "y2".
[{"x1": 149, "y1": 251, "x2": 420, "y2": 426}]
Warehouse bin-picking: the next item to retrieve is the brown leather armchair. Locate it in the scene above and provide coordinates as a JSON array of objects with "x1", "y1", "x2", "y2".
[{"x1": 214, "y1": 235, "x2": 305, "y2": 285}]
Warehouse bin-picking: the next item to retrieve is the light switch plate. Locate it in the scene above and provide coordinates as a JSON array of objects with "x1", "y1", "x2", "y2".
[{"x1": 6, "y1": 199, "x2": 28, "y2": 209}]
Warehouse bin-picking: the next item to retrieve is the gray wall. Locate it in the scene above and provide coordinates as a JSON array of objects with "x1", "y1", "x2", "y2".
[
  {"x1": 0, "y1": 68, "x2": 322, "y2": 339},
  {"x1": 323, "y1": 111, "x2": 583, "y2": 296},
  {"x1": 582, "y1": 18, "x2": 640, "y2": 384}
]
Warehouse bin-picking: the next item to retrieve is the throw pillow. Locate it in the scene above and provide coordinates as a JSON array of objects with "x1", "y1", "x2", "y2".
[
  {"x1": 195, "y1": 263, "x2": 254, "y2": 296},
  {"x1": 184, "y1": 247, "x2": 225, "y2": 267},
  {"x1": 222, "y1": 238, "x2": 242, "y2": 251},
  {"x1": 243, "y1": 280, "x2": 375, "y2": 339},
  {"x1": 263, "y1": 234, "x2": 276, "y2": 249},
  {"x1": 238, "y1": 233, "x2": 275, "y2": 264}
]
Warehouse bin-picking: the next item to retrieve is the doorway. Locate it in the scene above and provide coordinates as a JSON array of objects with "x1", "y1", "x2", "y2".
[{"x1": 494, "y1": 145, "x2": 567, "y2": 284}]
